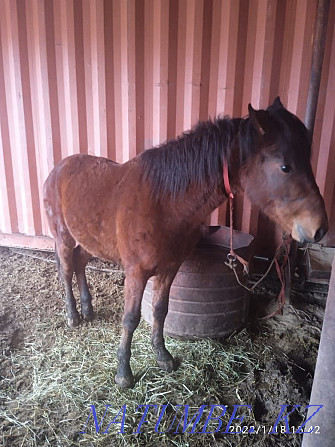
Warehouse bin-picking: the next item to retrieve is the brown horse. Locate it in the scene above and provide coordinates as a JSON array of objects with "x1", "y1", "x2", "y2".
[{"x1": 43, "y1": 97, "x2": 327, "y2": 388}]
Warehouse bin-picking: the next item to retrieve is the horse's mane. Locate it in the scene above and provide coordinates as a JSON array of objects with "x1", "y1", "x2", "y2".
[
  {"x1": 139, "y1": 117, "x2": 244, "y2": 200},
  {"x1": 138, "y1": 100, "x2": 313, "y2": 201}
]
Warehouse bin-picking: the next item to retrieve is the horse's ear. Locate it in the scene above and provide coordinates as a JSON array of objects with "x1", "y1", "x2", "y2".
[
  {"x1": 248, "y1": 104, "x2": 266, "y2": 136},
  {"x1": 273, "y1": 96, "x2": 284, "y2": 109}
]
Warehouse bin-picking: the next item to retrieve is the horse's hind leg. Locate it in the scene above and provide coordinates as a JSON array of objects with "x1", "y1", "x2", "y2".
[
  {"x1": 151, "y1": 272, "x2": 178, "y2": 372},
  {"x1": 115, "y1": 268, "x2": 148, "y2": 389},
  {"x1": 55, "y1": 237, "x2": 80, "y2": 328},
  {"x1": 73, "y1": 245, "x2": 93, "y2": 322}
]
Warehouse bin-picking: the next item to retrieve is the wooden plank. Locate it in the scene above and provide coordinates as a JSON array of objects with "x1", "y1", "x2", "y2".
[
  {"x1": 301, "y1": 255, "x2": 335, "y2": 446},
  {"x1": 0, "y1": 233, "x2": 54, "y2": 251}
]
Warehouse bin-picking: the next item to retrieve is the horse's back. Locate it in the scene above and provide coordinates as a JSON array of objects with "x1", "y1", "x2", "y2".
[{"x1": 44, "y1": 154, "x2": 121, "y2": 216}]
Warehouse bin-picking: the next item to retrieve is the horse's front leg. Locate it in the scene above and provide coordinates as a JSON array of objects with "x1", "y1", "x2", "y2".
[
  {"x1": 151, "y1": 271, "x2": 179, "y2": 373},
  {"x1": 115, "y1": 268, "x2": 148, "y2": 389}
]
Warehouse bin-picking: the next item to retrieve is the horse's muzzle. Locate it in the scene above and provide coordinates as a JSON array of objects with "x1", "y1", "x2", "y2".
[
  {"x1": 314, "y1": 225, "x2": 328, "y2": 243},
  {"x1": 293, "y1": 222, "x2": 328, "y2": 244}
]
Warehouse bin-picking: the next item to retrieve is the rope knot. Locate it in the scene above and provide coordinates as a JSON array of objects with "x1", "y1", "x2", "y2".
[{"x1": 225, "y1": 253, "x2": 237, "y2": 270}]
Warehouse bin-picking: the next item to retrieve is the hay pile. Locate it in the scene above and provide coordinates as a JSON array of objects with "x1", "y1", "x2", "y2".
[{"x1": 2, "y1": 315, "x2": 259, "y2": 446}]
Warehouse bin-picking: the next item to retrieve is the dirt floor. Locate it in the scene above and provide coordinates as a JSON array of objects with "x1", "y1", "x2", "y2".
[{"x1": 0, "y1": 245, "x2": 329, "y2": 447}]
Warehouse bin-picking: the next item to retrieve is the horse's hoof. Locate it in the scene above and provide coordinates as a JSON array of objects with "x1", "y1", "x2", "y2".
[
  {"x1": 82, "y1": 314, "x2": 93, "y2": 322},
  {"x1": 82, "y1": 311, "x2": 94, "y2": 322},
  {"x1": 115, "y1": 374, "x2": 134, "y2": 389},
  {"x1": 67, "y1": 314, "x2": 81, "y2": 328},
  {"x1": 157, "y1": 358, "x2": 175, "y2": 373}
]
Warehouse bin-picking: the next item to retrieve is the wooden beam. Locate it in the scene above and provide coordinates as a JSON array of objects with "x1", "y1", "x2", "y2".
[{"x1": 0, "y1": 233, "x2": 54, "y2": 251}]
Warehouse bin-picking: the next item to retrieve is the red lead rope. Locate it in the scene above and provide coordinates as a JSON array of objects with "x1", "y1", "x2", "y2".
[
  {"x1": 223, "y1": 159, "x2": 249, "y2": 274},
  {"x1": 223, "y1": 159, "x2": 234, "y2": 200},
  {"x1": 223, "y1": 158, "x2": 291, "y2": 318}
]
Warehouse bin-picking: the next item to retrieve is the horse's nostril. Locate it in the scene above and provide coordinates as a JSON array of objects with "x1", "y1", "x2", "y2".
[{"x1": 314, "y1": 226, "x2": 327, "y2": 242}]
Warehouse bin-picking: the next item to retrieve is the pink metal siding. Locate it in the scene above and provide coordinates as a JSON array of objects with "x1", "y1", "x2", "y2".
[{"x1": 0, "y1": 0, "x2": 334, "y2": 252}]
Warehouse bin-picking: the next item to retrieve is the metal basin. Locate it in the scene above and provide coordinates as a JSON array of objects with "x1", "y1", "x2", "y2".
[{"x1": 142, "y1": 226, "x2": 254, "y2": 339}]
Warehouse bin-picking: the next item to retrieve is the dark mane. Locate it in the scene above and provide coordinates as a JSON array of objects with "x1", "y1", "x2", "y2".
[{"x1": 139, "y1": 117, "x2": 241, "y2": 199}]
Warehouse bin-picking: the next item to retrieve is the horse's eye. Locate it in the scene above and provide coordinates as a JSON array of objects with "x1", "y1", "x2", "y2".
[{"x1": 281, "y1": 165, "x2": 291, "y2": 173}]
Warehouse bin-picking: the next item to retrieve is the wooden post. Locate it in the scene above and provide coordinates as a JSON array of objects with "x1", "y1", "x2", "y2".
[{"x1": 301, "y1": 254, "x2": 335, "y2": 446}]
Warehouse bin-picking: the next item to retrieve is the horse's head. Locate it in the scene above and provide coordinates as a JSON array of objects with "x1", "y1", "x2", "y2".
[{"x1": 240, "y1": 97, "x2": 328, "y2": 244}]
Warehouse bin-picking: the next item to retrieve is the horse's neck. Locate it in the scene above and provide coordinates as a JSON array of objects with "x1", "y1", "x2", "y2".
[
  {"x1": 170, "y1": 146, "x2": 242, "y2": 226},
  {"x1": 197, "y1": 185, "x2": 226, "y2": 220},
  {"x1": 172, "y1": 181, "x2": 226, "y2": 227},
  {"x1": 175, "y1": 144, "x2": 243, "y2": 224}
]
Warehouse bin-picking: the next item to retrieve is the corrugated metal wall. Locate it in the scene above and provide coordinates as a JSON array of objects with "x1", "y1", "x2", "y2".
[{"x1": 0, "y1": 0, "x2": 334, "y2": 253}]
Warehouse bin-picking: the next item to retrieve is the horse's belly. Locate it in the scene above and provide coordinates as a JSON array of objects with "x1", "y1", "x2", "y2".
[{"x1": 64, "y1": 214, "x2": 120, "y2": 262}]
